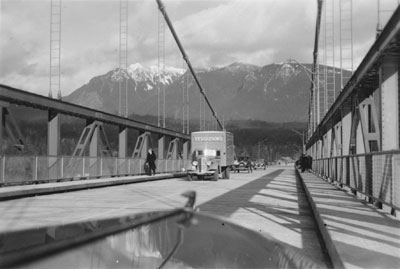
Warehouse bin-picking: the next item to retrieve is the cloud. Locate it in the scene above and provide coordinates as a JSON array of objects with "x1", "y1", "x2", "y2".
[
  {"x1": 174, "y1": 0, "x2": 317, "y2": 66},
  {"x1": 0, "y1": 0, "x2": 390, "y2": 96}
]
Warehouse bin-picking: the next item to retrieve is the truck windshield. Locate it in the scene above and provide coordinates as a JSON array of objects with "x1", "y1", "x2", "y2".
[{"x1": 196, "y1": 149, "x2": 220, "y2": 157}]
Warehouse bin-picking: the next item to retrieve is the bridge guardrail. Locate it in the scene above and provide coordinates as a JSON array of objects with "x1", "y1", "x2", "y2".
[
  {"x1": 0, "y1": 155, "x2": 190, "y2": 186},
  {"x1": 312, "y1": 150, "x2": 400, "y2": 211}
]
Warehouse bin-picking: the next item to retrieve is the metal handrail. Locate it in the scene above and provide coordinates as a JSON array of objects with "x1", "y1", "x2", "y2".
[
  {"x1": 311, "y1": 150, "x2": 400, "y2": 213},
  {"x1": 0, "y1": 155, "x2": 189, "y2": 186}
]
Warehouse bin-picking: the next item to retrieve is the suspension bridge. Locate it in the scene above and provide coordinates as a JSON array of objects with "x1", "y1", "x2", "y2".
[{"x1": 0, "y1": 0, "x2": 399, "y2": 268}]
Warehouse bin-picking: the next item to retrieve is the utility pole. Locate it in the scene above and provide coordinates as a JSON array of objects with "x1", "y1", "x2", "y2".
[
  {"x1": 291, "y1": 129, "x2": 305, "y2": 154},
  {"x1": 257, "y1": 137, "x2": 269, "y2": 160}
]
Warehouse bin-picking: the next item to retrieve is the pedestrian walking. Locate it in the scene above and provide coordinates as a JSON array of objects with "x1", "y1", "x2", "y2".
[
  {"x1": 300, "y1": 154, "x2": 307, "y2": 173},
  {"x1": 146, "y1": 149, "x2": 157, "y2": 176},
  {"x1": 247, "y1": 158, "x2": 253, "y2": 173}
]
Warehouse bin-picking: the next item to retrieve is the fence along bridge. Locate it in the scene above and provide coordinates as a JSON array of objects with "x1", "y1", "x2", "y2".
[{"x1": 0, "y1": 1, "x2": 400, "y2": 269}]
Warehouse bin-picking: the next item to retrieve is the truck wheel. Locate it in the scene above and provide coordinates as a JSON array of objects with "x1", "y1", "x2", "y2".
[
  {"x1": 212, "y1": 171, "x2": 218, "y2": 181},
  {"x1": 223, "y1": 168, "x2": 230, "y2": 179}
]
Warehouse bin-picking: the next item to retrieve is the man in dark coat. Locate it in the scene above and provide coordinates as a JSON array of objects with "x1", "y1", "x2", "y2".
[
  {"x1": 300, "y1": 154, "x2": 307, "y2": 172},
  {"x1": 306, "y1": 155, "x2": 313, "y2": 171},
  {"x1": 146, "y1": 149, "x2": 157, "y2": 176}
]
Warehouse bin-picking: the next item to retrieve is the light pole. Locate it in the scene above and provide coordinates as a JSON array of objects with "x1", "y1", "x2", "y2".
[
  {"x1": 257, "y1": 137, "x2": 269, "y2": 160},
  {"x1": 285, "y1": 59, "x2": 318, "y2": 140},
  {"x1": 291, "y1": 129, "x2": 305, "y2": 154}
]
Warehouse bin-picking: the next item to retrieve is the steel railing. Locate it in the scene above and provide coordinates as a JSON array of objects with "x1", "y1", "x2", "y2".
[
  {"x1": 0, "y1": 155, "x2": 190, "y2": 186},
  {"x1": 312, "y1": 150, "x2": 400, "y2": 211}
]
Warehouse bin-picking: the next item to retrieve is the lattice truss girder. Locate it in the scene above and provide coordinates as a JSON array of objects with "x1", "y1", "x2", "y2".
[{"x1": 71, "y1": 121, "x2": 113, "y2": 158}]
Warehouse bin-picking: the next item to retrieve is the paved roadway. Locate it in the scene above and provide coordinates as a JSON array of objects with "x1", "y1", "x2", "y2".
[{"x1": 0, "y1": 166, "x2": 330, "y2": 267}]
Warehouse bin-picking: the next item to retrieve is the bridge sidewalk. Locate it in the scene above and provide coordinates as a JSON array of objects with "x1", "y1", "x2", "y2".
[
  {"x1": 0, "y1": 173, "x2": 185, "y2": 200},
  {"x1": 297, "y1": 170, "x2": 400, "y2": 269}
]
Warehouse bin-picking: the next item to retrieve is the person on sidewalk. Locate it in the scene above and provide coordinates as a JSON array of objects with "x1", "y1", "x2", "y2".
[
  {"x1": 145, "y1": 149, "x2": 157, "y2": 176},
  {"x1": 247, "y1": 158, "x2": 253, "y2": 173},
  {"x1": 300, "y1": 154, "x2": 307, "y2": 172},
  {"x1": 306, "y1": 155, "x2": 313, "y2": 171}
]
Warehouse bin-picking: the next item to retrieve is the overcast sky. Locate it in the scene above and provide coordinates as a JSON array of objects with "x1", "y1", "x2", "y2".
[{"x1": 0, "y1": 0, "x2": 397, "y2": 96}]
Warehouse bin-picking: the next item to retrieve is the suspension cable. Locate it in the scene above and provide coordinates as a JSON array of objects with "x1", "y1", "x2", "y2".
[{"x1": 156, "y1": 0, "x2": 223, "y2": 130}]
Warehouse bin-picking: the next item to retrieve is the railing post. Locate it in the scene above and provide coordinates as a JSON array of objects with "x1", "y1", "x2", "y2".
[
  {"x1": 115, "y1": 158, "x2": 118, "y2": 176},
  {"x1": 335, "y1": 157, "x2": 338, "y2": 182},
  {"x1": 34, "y1": 156, "x2": 38, "y2": 181},
  {"x1": 100, "y1": 157, "x2": 103, "y2": 177},
  {"x1": 345, "y1": 156, "x2": 350, "y2": 186},
  {"x1": 2, "y1": 156, "x2": 5, "y2": 183},
  {"x1": 366, "y1": 154, "x2": 373, "y2": 203},
  {"x1": 128, "y1": 158, "x2": 131, "y2": 175},
  {"x1": 61, "y1": 156, "x2": 64, "y2": 179},
  {"x1": 82, "y1": 158, "x2": 85, "y2": 179}
]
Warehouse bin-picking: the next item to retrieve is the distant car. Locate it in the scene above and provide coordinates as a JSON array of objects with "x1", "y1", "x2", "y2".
[
  {"x1": 254, "y1": 159, "x2": 265, "y2": 170},
  {"x1": 233, "y1": 156, "x2": 250, "y2": 173}
]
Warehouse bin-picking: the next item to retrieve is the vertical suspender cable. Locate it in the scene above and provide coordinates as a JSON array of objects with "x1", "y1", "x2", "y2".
[
  {"x1": 49, "y1": 1, "x2": 53, "y2": 98},
  {"x1": 339, "y1": 0, "x2": 354, "y2": 89},
  {"x1": 308, "y1": 0, "x2": 323, "y2": 140},
  {"x1": 186, "y1": 70, "x2": 190, "y2": 134},
  {"x1": 119, "y1": 0, "x2": 128, "y2": 117},
  {"x1": 182, "y1": 59, "x2": 185, "y2": 133},
  {"x1": 57, "y1": 0, "x2": 62, "y2": 100},
  {"x1": 199, "y1": 92, "x2": 202, "y2": 130},
  {"x1": 49, "y1": 0, "x2": 62, "y2": 99},
  {"x1": 203, "y1": 95, "x2": 206, "y2": 129},
  {"x1": 325, "y1": 0, "x2": 335, "y2": 112},
  {"x1": 125, "y1": 1, "x2": 129, "y2": 117},
  {"x1": 157, "y1": 11, "x2": 165, "y2": 127}
]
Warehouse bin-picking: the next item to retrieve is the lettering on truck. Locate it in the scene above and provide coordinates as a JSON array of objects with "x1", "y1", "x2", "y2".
[{"x1": 193, "y1": 136, "x2": 224, "y2": 142}]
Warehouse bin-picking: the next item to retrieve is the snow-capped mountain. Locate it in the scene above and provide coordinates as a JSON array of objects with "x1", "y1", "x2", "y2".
[
  {"x1": 64, "y1": 61, "x2": 349, "y2": 122},
  {"x1": 64, "y1": 63, "x2": 185, "y2": 113},
  {"x1": 126, "y1": 63, "x2": 184, "y2": 85}
]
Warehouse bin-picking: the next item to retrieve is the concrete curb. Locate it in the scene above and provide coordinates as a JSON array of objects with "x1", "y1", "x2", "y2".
[
  {"x1": 295, "y1": 169, "x2": 345, "y2": 269},
  {"x1": 0, "y1": 172, "x2": 186, "y2": 200}
]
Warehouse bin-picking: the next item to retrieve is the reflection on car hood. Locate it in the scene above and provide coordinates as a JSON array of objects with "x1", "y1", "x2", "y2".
[{"x1": 0, "y1": 209, "x2": 320, "y2": 268}]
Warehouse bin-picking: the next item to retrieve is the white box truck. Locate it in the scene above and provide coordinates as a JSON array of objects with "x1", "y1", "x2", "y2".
[{"x1": 187, "y1": 131, "x2": 234, "y2": 181}]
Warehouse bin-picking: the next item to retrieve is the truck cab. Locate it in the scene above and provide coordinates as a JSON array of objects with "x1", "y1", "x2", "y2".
[{"x1": 187, "y1": 131, "x2": 234, "y2": 181}]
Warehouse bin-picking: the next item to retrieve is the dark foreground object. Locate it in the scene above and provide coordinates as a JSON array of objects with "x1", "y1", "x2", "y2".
[{"x1": 0, "y1": 208, "x2": 319, "y2": 268}]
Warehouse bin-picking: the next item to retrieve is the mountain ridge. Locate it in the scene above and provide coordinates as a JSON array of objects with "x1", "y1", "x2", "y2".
[{"x1": 65, "y1": 61, "x2": 349, "y2": 122}]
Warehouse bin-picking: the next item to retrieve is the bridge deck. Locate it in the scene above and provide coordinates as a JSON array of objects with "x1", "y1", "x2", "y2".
[
  {"x1": 1, "y1": 167, "x2": 399, "y2": 268},
  {"x1": 0, "y1": 167, "x2": 330, "y2": 267}
]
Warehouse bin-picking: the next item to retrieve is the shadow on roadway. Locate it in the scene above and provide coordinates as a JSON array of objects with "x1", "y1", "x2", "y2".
[{"x1": 196, "y1": 169, "x2": 332, "y2": 268}]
